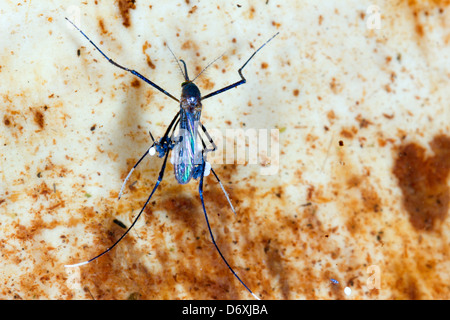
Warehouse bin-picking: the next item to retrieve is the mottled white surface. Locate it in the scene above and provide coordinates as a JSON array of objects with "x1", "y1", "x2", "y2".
[{"x1": 0, "y1": 0, "x2": 449, "y2": 299}]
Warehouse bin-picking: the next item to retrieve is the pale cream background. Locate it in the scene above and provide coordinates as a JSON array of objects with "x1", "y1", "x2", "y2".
[{"x1": 0, "y1": 0, "x2": 449, "y2": 299}]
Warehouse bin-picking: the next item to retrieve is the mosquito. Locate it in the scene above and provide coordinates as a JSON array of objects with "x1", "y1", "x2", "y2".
[{"x1": 64, "y1": 17, "x2": 278, "y2": 299}]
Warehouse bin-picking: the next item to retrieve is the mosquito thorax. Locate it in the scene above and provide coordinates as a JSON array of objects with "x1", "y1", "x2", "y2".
[{"x1": 181, "y1": 81, "x2": 202, "y2": 113}]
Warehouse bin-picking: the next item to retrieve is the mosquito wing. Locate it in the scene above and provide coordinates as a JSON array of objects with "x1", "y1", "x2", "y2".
[{"x1": 173, "y1": 109, "x2": 201, "y2": 184}]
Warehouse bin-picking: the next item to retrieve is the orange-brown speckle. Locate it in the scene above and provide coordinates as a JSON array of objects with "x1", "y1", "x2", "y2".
[{"x1": 117, "y1": 0, "x2": 136, "y2": 28}]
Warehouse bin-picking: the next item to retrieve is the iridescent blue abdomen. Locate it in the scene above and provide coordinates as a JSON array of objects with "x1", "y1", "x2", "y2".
[{"x1": 173, "y1": 82, "x2": 202, "y2": 184}]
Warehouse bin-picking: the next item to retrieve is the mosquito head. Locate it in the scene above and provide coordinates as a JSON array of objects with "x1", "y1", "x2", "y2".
[{"x1": 181, "y1": 81, "x2": 202, "y2": 113}]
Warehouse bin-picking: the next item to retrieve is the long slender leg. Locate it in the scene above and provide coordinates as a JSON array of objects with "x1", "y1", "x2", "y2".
[
  {"x1": 198, "y1": 124, "x2": 236, "y2": 215},
  {"x1": 65, "y1": 150, "x2": 171, "y2": 268},
  {"x1": 118, "y1": 111, "x2": 181, "y2": 199},
  {"x1": 65, "y1": 17, "x2": 180, "y2": 103},
  {"x1": 118, "y1": 144, "x2": 154, "y2": 200},
  {"x1": 198, "y1": 121, "x2": 217, "y2": 154},
  {"x1": 210, "y1": 167, "x2": 236, "y2": 216},
  {"x1": 201, "y1": 32, "x2": 279, "y2": 101},
  {"x1": 198, "y1": 158, "x2": 259, "y2": 299}
]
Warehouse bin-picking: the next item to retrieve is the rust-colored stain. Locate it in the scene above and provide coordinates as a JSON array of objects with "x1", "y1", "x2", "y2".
[
  {"x1": 3, "y1": 115, "x2": 11, "y2": 126},
  {"x1": 98, "y1": 19, "x2": 108, "y2": 35},
  {"x1": 2, "y1": 0, "x2": 450, "y2": 301},
  {"x1": 65, "y1": 162, "x2": 294, "y2": 300},
  {"x1": 329, "y1": 77, "x2": 342, "y2": 94},
  {"x1": 199, "y1": 77, "x2": 215, "y2": 91},
  {"x1": 271, "y1": 21, "x2": 282, "y2": 28},
  {"x1": 64, "y1": 176, "x2": 271, "y2": 300},
  {"x1": 331, "y1": 150, "x2": 383, "y2": 237},
  {"x1": 248, "y1": 6, "x2": 256, "y2": 19},
  {"x1": 355, "y1": 114, "x2": 373, "y2": 129},
  {"x1": 406, "y1": 0, "x2": 449, "y2": 39},
  {"x1": 263, "y1": 237, "x2": 290, "y2": 299},
  {"x1": 188, "y1": 5, "x2": 198, "y2": 15},
  {"x1": 142, "y1": 41, "x2": 156, "y2": 70},
  {"x1": 130, "y1": 79, "x2": 141, "y2": 88},
  {"x1": 117, "y1": 0, "x2": 136, "y2": 28},
  {"x1": 339, "y1": 127, "x2": 357, "y2": 139},
  {"x1": 393, "y1": 135, "x2": 450, "y2": 231},
  {"x1": 33, "y1": 108, "x2": 45, "y2": 129},
  {"x1": 181, "y1": 40, "x2": 192, "y2": 50}
]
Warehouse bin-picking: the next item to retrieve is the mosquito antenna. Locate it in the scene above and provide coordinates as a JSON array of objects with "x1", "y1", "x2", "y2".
[
  {"x1": 167, "y1": 43, "x2": 189, "y2": 82},
  {"x1": 192, "y1": 53, "x2": 224, "y2": 83}
]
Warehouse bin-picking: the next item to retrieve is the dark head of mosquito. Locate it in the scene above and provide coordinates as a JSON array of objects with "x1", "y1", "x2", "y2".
[{"x1": 179, "y1": 59, "x2": 202, "y2": 113}]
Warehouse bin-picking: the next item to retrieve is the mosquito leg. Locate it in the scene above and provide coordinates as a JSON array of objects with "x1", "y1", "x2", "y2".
[
  {"x1": 201, "y1": 32, "x2": 279, "y2": 101},
  {"x1": 211, "y1": 168, "x2": 236, "y2": 216},
  {"x1": 65, "y1": 150, "x2": 171, "y2": 268},
  {"x1": 198, "y1": 121, "x2": 217, "y2": 155},
  {"x1": 118, "y1": 112, "x2": 180, "y2": 199},
  {"x1": 197, "y1": 124, "x2": 236, "y2": 215},
  {"x1": 65, "y1": 17, "x2": 179, "y2": 103},
  {"x1": 118, "y1": 144, "x2": 154, "y2": 200},
  {"x1": 198, "y1": 158, "x2": 258, "y2": 299}
]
